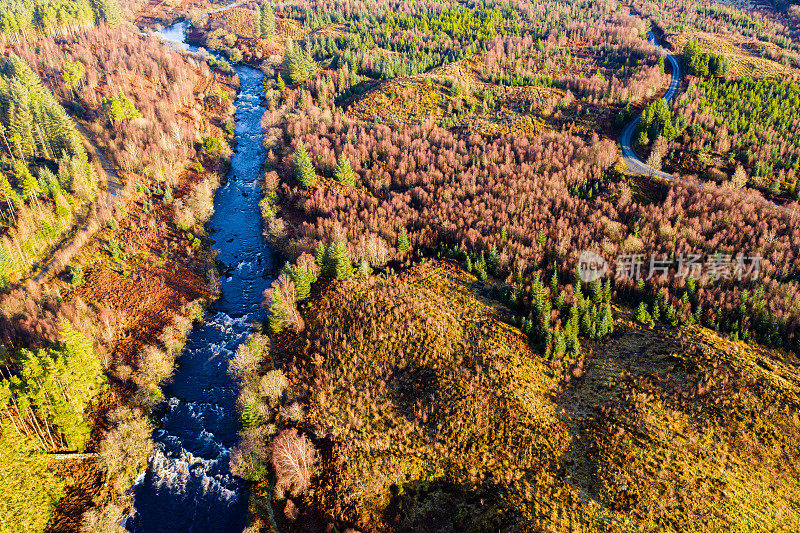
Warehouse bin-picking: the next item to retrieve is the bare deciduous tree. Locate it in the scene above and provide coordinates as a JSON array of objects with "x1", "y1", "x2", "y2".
[{"x1": 271, "y1": 428, "x2": 319, "y2": 496}]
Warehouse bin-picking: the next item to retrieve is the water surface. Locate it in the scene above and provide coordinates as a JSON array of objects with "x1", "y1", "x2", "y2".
[{"x1": 127, "y1": 20, "x2": 271, "y2": 533}]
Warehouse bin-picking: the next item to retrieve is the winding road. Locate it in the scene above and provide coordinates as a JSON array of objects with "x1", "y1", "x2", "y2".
[
  {"x1": 618, "y1": 31, "x2": 797, "y2": 218},
  {"x1": 619, "y1": 31, "x2": 680, "y2": 179}
]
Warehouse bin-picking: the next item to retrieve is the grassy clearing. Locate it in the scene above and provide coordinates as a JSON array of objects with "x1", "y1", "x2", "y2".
[{"x1": 665, "y1": 31, "x2": 800, "y2": 79}]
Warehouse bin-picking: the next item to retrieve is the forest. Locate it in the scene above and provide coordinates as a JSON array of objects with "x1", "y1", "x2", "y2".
[
  {"x1": 0, "y1": 0, "x2": 239, "y2": 530},
  {"x1": 1, "y1": 0, "x2": 800, "y2": 531},
  {"x1": 667, "y1": 77, "x2": 800, "y2": 198},
  {"x1": 0, "y1": 52, "x2": 99, "y2": 285},
  {"x1": 217, "y1": 0, "x2": 800, "y2": 529}
]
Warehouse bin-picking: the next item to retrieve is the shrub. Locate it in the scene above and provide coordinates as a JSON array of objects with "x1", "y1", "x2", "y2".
[
  {"x1": 202, "y1": 136, "x2": 223, "y2": 155},
  {"x1": 186, "y1": 175, "x2": 218, "y2": 226},
  {"x1": 271, "y1": 428, "x2": 319, "y2": 496},
  {"x1": 228, "y1": 48, "x2": 243, "y2": 63},
  {"x1": 173, "y1": 199, "x2": 196, "y2": 230},
  {"x1": 136, "y1": 344, "x2": 174, "y2": 387},
  {"x1": 62, "y1": 61, "x2": 86, "y2": 89},
  {"x1": 264, "y1": 274, "x2": 303, "y2": 333},
  {"x1": 229, "y1": 333, "x2": 271, "y2": 380},
  {"x1": 231, "y1": 425, "x2": 276, "y2": 481},
  {"x1": 102, "y1": 92, "x2": 142, "y2": 123},
  {"x1": 97, "y1": 407, "x2": 153, "y2": 496},
  {"x1": 259, "y1": 369, "x2": 287, "y2": 406},
  {"x1": 69, "y1": 264, "x2": 85, "y2": 286}
]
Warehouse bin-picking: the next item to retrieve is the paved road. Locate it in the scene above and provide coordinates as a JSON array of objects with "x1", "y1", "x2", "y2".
[
  {"x1": 619, "y1": 31, "x2": 680, "y2": 179},
  {"x1": 618, "y1": 32, "x2": 798, "y2": 217}
]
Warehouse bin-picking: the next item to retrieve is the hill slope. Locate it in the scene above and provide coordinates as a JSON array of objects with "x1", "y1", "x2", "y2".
[{"x1": 270, "y1": 261, "x2": 800, "y2": 532}]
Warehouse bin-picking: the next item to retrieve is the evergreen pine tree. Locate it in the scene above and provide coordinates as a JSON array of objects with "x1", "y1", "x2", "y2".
[
  {"x1": 283, "y1": 40, "x2": 318, "y2": 85},
  {"x1": 260, "y1": 2, "x2": 275, "y2": 39},
  {"x1": 397, "y1": 227, "x2": 410, "y2": 252},
  {"x1": 315, "y1": 242, "x2": 327, "y2": 269},
  {"x1": 549, "y1": 268, "x2": 558, "y2": 297},
  {"x1": 598, "y1": 304, "x2": 613, "y2": 337},
  {"x1": 90, "y1": 0, "x2": 122, "y2": 27},
  {"x1": 590, "y1": 278, "x2": 602, "y2": 303},
  {"x1": 580, "y1": 307, "x2": 592, "y2": 336},
  {"x1": 635, "y1": 302, "x2": 652, "y2": 326},
  {"x1": 554, "y1": 330, "x2": 566, "y2": 358},
  {"x1": 268, "y1": 290, "x2": 287, "y2": 334},
  {"x1": 241, "y1": 401, "x2": 262, "y2": 431},
  {"x1": 333, "y1": 152, "x2": 356, "y2": 187},
  {"x1": 294, "y1": 142, "x2": 316, "y2": 187},
  {"x1": 474, "y1": 253, "x2": 487, "y2": 281},
  {"x1": 285, "y1": 263, "x2": 316, "y2": 300},
  {"x1": 487, "y1": 244, "x2": 499, "y2": 275},
  {"x1": 15, "y1": 161, "x2": 37, "y2": 200},
  {"x1": 331, "y1": 241, "x2": 353, "y2": 280}
]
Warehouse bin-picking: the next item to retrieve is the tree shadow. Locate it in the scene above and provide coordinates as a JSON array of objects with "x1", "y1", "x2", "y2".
[
  {"x1": 389, "y1": 363, "x2": 439, "y2": 425},
  {"x1": 383, "y1": 477, "x2": 506, "y2": 533}
]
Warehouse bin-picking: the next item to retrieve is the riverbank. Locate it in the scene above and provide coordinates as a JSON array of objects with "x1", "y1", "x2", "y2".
[
  {"x1": 33, "y1": 43, "x2": 240, "y2": 533},
  {"x1": 120, "y1": 16, "x2": 273, "y2": 532}
]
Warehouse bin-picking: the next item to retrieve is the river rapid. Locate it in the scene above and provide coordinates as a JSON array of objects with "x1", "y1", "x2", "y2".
[{"x1": 126, "y1": 18, "x2": 271, "y2": 533}]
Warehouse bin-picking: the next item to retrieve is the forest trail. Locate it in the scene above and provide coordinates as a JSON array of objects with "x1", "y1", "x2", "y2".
[
  {"x1": 32, "y1": 123, "x2": 125, "y2": 283},
  {"x1": 75, "y1": 120, "x2": 123, "y2": 197},
  {"x1": 618, "y1": 32, "x2": 798, "y2": 218}
]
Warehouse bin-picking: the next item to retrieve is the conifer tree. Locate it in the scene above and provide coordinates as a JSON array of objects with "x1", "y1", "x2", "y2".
[
  {"x1": 397, "y1": 227, "x2": 410, "y2": 252},
  {"x1": 549, "y1": 268, "x2": 558, "y2": 297},
  {"x1": 331, "y1": 241, "x2": 353, "y2": 280},
  {"x1": 333, "y1": 152, "x2": 355, "y2": 187},
  {"x1": 268, "y1": 289, "x2": 287, "y2": 334},
  {"x1": 15, "y1": 161, "x2": 38, "y2": 201},
  {"x1": 598, "y1": 304, "x2": 613, "y2": 337},
  {"x1": 487, "y1": 244, "x2": 499, "y2": 274},
  {"x1": 283, "y1": 40, "x2": 317, "y2": 85},
  {"x1": 260, "y1": 2, "x2": 275, "y2": 39},
  {"x1": 285, "y1": 262, "x2": 317, "y2": 300},
  {"x1": 315, "y1": 242, "x2": 327, "y2": 270},
  {"x1": 90, "y1": 0, "x2": 122, "y2": 27},
  {"x1": 294, "y1": 142, "x2": 316, "y2": 187},
  {"x1": 602, "y1": 279, "x2": 612, "y2": 302},
  {"x1": 473, "y1": 253, "x2": 487, "y2": 281},
  {"x1": 635, "y1": 302, "x2": 652, "y2": 326}
]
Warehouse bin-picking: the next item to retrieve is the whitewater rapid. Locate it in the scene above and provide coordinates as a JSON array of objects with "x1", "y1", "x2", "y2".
[{"x1": 127, "y1": 19, "x2": 272, "y2": 533}]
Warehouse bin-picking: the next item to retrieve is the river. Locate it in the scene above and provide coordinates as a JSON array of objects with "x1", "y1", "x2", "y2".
[{"x1": 125, "y1": 19, "x2": 272, "y2": 533}]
